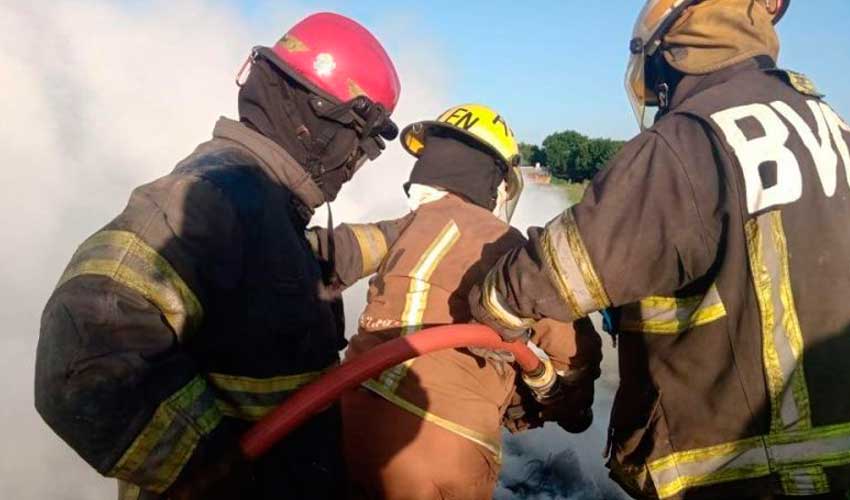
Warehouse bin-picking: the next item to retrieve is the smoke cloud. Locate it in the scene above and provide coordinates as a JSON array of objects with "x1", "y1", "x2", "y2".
[
  {"x1": 0, "y1": 1, "x2": 447, "y2": 497},
  {"x1": 0, "y1": 1, "x2": 624, "y2": 498}
]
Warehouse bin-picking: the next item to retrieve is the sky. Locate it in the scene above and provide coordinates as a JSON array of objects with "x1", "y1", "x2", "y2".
[
  {"x1": 237, "y1": 0, "x2": 850, "y2": 143},
  {"x1": 1, "y1": 1, "x2": 849, "y2": 498}
]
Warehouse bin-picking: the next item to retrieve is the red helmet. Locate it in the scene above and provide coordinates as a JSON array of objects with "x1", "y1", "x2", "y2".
[{"x1": 260, "y1": 12, "x2": 400, "y2": 113}]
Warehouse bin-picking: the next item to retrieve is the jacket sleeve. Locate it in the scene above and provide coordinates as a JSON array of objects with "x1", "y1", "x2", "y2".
[
  {"x1": 307, "y1": 213, "x2": 414, "y2": 288},
  {"x1": 35, "y1": 174, "x2": 243, "y2": 495},
  {"x1": 481, "y1": 124, "x2": 722, "y2": 327}
]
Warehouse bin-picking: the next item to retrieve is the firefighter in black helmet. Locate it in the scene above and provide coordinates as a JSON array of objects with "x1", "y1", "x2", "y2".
[{"x1": 472, "y1": 0, "x2": 850, "y2": 498}]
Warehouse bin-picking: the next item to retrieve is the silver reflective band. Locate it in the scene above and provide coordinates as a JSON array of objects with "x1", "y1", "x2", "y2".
[{"x1": 541, "y1": 209, "x2": 610, "y2": 318}]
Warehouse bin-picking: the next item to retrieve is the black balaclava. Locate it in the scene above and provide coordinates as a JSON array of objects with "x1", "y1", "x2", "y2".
[
  {"x1": 238, "y1": 57, "x2": 391, "y2": 202},
  {"x1": 645, "y1": 50, "x2": 685, "y2": 121},
  {"x1": 406, "y1": 132, "x2": 506, "y2": 211}
]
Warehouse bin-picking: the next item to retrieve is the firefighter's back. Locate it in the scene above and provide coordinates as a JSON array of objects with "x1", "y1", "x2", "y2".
[
  {"x1": 611, "y1": 63, "x2": 850, "y2": 498},
  {"x1": 344, "y1": 193, "x2": 524, "y2": 500}
]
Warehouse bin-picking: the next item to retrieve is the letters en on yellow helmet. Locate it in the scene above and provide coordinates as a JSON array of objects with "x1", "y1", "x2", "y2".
[{"x1": 401, "y1": 103, "x2": 522, "y2": 201}]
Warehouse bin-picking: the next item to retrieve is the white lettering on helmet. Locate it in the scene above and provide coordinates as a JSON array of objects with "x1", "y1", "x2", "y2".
[{"x1": 712, "y1": 103, "x2": 802, "y2": 213}]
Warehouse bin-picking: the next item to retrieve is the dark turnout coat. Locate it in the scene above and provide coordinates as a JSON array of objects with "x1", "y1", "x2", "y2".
[
  {"x1": 34, "y1": 117, "x2": 405, "y2": 499},
  {"x1": 479, "y1": 60, "x2": 850, "y2": 498}
]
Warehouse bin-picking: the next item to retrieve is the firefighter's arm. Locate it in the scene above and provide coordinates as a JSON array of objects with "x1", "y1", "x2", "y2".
[
  {"x1": 34, "y1": 175, "x2": 245, "y2": 496},
  {"x1": 307, "y1": 213, "x2": 413, "y2": 287},
  {"x1": 472, "y1": 128, "x2": 720, "y2": 338}
]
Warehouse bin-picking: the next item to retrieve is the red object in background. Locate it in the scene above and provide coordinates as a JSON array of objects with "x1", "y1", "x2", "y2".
[
  {"x1": 240, "y1": 324, "x2": 541, "y2": 460},
  {"x1": 265, "y1": 12, "x2": 401, "y2": 112}
]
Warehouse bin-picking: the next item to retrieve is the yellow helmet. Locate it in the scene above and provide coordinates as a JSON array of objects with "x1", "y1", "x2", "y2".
[
  {"x1": 401, "y1": 104, "x2": 523, "y2": 213},
  {"x1": 402, "y1": 104, "x2": 521, "y2": 168}
]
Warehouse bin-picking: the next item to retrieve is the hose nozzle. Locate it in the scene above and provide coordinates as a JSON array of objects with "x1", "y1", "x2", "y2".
[{"x1": 521, "y1": 358, "x2": 559, "y2": 402}]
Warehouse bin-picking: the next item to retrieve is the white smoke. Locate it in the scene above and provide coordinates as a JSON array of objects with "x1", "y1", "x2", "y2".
[
  {"x1": 0, "y1": 1, "x2": 626, "y2": 498},
  {"x1": 0, "y1": 1, "x2": 447, "y2": 498}
]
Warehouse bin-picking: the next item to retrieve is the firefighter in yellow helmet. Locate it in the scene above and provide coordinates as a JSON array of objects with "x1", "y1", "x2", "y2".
[
  {"x1": 342, "y1": 104, "x2": 603, "y2": 500},
  {"x1": 472, "y1": 1, "x2": 850, "y2": 498}
]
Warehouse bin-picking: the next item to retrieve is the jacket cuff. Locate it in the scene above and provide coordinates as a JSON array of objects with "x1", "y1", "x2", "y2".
[
  {"x1": 481, "y1": 268, "x2": 535, "y2": 332},
  {"x1": 108, "y1": 376, "x2": 222, "y2": 494}
]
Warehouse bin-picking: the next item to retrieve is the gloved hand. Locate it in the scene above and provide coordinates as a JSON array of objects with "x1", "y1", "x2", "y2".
[
  {"x1": 165, "y1": 443, "x2": 254, "y2": 500},
  {"x1": 505, "y1": 371, "x2": 595, "y2": 435},
  {"x1": 468, "y1": 281, "x2": 530, "y2": 341},
  {"x1": 502, "y1": 383, "x2": 545, "y2": 434},
  {"x1": 540, "y1": 379, "x2": 595, "y2": 434}
]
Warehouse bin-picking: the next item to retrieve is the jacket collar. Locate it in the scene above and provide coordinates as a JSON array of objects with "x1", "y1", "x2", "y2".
[
  {"x1": 212, "y1": 117, "x2": 326, "y2": 213},
  {"x1": 669, "y1": 57, "x2": 772, "y2": 111}
]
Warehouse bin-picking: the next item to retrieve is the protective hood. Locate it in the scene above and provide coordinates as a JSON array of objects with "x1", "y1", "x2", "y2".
[
  {"x1": 663, "y1": 0, "x2": 780, "y2": 75},
  {"x1": 405, "y1": 135, "x2": 506, "y2": 213},
  {"x1": 238, "y1": 57, "x2": 393, "y2": 202},
  {"x1": 406, "y1": 183, "x2": 448, "y2": 212}
]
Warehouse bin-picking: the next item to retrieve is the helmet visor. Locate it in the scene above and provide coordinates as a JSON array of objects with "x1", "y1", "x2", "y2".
[
  {"x1": 626, "y1": 52, "x2": 661, "y2": 131},
  {"x1": 626, "y1": 0, "x2": 692, "y2": 130},
  {"x1": 498, "y1": 166, "x2": 524, "y2": 223}
]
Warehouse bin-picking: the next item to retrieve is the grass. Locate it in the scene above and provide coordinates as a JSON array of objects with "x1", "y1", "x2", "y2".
[{"x1": 549, "y1": 177, "x2": 589, "y2": 205}]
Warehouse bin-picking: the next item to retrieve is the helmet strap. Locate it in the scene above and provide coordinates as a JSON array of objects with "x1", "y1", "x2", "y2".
[{"x1": 646, "y1": 50, "x2": 685, "y2": 119}]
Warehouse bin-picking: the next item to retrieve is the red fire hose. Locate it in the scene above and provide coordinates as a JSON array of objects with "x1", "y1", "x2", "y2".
[{"x1": 240, "y1": 324, "x2": 541, "y2": 460}]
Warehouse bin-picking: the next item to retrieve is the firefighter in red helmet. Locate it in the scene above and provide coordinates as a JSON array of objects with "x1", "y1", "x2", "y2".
[
  {"x1": 35, "y1": 13, "x2": 405, "y2": 500},
  {"x1": 473, "y1": 0, "x2": 850, "y2": 498}
]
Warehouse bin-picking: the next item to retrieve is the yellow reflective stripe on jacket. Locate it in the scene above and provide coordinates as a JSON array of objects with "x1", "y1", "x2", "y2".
[
  {"x1": 208, "y1": 371, "x2": 325, "y2": 421},
  {"x1": 647, "y1": 422, "x2": 850, "y2": 498},
  {"x1": 57, "y1": 230, "x2": 203, "y2": 338},
  {"x1": 109, "y1": 377, "x2": 221, "y2": 494},
  {"x1": 348, "y1": 224, "x2": 389, "y2": 277},
  {"x1": 118, "y1": 481, "x2": 142, "y2": 500},
  {"x1": 540, "y1": 209, "x2": 610, "y2": 319},
  {"x1": 376, "y1": 220, "x2": 460, "y2": 392},
  {"x1": 745, "y1": 211, "x2": 824, "y2": 492},
  {"x1": 647, "y1": 210, "x2": 830, "y2": 498},
  {"x1": 620, "y1": 284, "x2": 727, "y2": 335},
  {"x1": 362, "y1": 379, "x2": 502, "y2": 463},
  {"x1": 746, "y1": 212, "x2": 813, "y2": 433}
]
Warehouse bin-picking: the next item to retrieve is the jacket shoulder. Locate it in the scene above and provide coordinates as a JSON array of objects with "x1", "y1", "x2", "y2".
[
  {"x1": 169, "y1": 145, "x2": 268, "y2": 222},
  {"x1": 766, "y1": 68, "x2": 824, "y2": 98}
]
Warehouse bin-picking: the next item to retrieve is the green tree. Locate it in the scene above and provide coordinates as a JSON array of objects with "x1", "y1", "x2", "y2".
[
  {"x1": 542, "y1": 131, "x2": 589, "y2": 180},
  {"x1": 540, "y1": 130, "x2": 624, "y2": 182}
]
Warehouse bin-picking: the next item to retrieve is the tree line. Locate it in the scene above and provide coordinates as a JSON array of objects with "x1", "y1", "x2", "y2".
[{"x1": 520, "y1": 131, "x2": 626, "y2": 183}]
